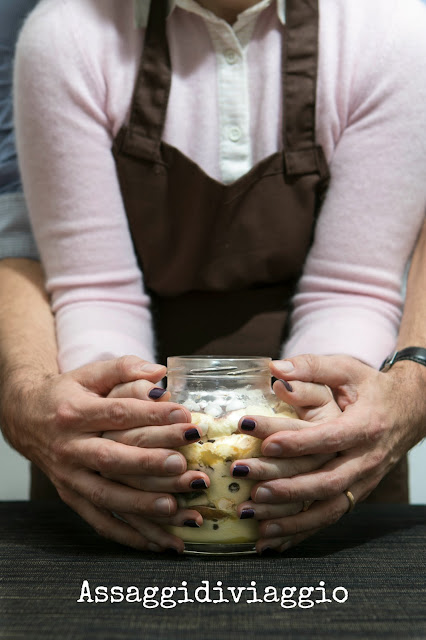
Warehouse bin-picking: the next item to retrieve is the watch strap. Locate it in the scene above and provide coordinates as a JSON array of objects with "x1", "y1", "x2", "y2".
[{"x1": 380, "y1": 347, "x2": 426, "y2": 372}]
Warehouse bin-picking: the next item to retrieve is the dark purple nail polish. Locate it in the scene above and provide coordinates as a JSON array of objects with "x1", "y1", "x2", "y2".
[
  {"x1": 184, "y1": 427, "x2": 201, "y2": 441},
  {"x1": 232, "y1": 465, "x2": 250, "y2": 478},
  {"x1": 148, "y1": 387, "x2": 167, "y2": 399},
  {"x1": 241, "y1": 418, "x2": 256, "y2": 431},
  {"x1": 240, "y1": 508, "x2": 255, "y2": 520},
  {"x1": 260, "y1": 547, "x2": 276, "y2": 556},
  {"x1": 190, "y1": 478, "x2": 208, "y2": 490},
  {"x1": 165, "y1": 547, "x2": 179, "y2": 555},
  {"x1": 279, "y1": 379, "x2": 293, "y2": 392},
  {"x1": 184, "y1": 520, "x2": 200, "y2": 528}
]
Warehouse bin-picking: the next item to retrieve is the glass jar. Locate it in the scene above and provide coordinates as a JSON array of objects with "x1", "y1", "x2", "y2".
[{"x1": 165, "y1": 356, "x2": 296, "y2": 555}]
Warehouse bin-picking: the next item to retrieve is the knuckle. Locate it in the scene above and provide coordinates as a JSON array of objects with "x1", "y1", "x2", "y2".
[
  {"x1": 258, "y1": 463, "x2": 273, "y2": 480},
  {"x1": 89, "y1": 485, "x2": 108, "y2": 508},
  {"x1": 170, "y1": 477, "x2": 185, "y2": 492},
  {"x1": 54, "y1": 401, "x2": 78, "y2": 428},
  {"x1": 116, "y1": 355, "x2": 138, "y2": 377},
  {"x1": 324, "y1": 471, "x2": 346, "y2": 496},
  {"x1": 277, "y1": 483, "x2": 295, "y2": 502},
  {"x1": 288, "y1": 439, "x2": 305, "y2": 456},
  {"x1": 134, "y1": 431, "x2": 149, "y2": 448},
  {"x1": 324, "y1": 504, "x2": 343, "y2": 527},
  {"x1": 94, "y1": 446, "x2": 116, "y2": 473},
  {"x1": 367, "y1": 418, "x2": 387, "y2": 444},
  {"x1": 144, "y1": 407, "x2": 162, "y2": 424},
  {"x1": 365, "y1": 449, "x2": 385, "y2": 473},
  {"x1": 302, "y1": 353, "x2": 321, "y2": 379},
  {"x1": 130, "y1": 380, "x2": 147, "y2": 399},
  {"x1": 293, "y1": 521, "x2": 307, "y2": 536},
  {"x1": 278, "y1": 517, "x2": 303, "y2": 537},
  {"x1": 139, "y1": 450, "x2": 157, "y2": 474},
  {"x1": 107, "y1": 401, "x2": 128, "y2": 427},
  {"x1": 132, "y1": 494, "x2": 152, "y2": 515},
  {"x1": 51, "y1": 438, "x2": 71, "y2": 465}
]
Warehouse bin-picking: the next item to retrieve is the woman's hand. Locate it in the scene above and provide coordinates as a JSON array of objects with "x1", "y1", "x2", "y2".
[
  {"x1": 103, "y1": 376, "x2": 212, "y2": 544},
  {"x1": 232, "y1": 376, "x2": 341, "y2": 553},
  {"x1": 238, "y1": 354, "x2": 426, "y2": 553}
]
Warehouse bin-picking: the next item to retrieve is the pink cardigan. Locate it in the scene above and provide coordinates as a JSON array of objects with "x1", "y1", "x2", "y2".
[{"x1": 14, "y1": 0, "x2": 426, "y2": 371}]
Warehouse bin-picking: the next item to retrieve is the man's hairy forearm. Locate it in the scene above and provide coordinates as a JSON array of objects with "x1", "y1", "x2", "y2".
[
  {"x1": 0, "y1": 258, "x2": 58, "y2": 378},
  {"x1": 393, "y1": 216, "x2": 426, "y2": 440},
  {"x1": 397, "y1": 218, "x2": 426, "y2": 349},
  {"x1": 0, "y1": 258, "x2": 58, "y2": 450}
]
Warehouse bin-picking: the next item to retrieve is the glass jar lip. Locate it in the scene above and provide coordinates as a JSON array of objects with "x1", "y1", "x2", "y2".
[{"x1": 167, "y1": 355, "x2": 272, "y2": 377}]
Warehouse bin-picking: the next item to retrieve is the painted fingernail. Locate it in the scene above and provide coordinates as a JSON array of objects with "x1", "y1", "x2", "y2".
[
  {"x1": 148, "y1": 387, "x2": 167, "y2": 400},
  {"x1": 184, "y1": 427, "x2": 201, "y2": 441},
  {"x1": 240, "y1": 508, "x2": 255, "y2": 519},
  {"x1": 265, "y1": 523, "x2": 283, "y2": 537},
  {"x1": 260, "y1": 547, "x2": 276, "y2": 556},
  {"x1": 255, "y1": 487, "x2": 273, "y2": 502},
  {"x1": 164, "y1": 454, "x2": 185, "y2": 474},
  {"x1": 165, "y1": 547, "x2": 180, "y2": 555},
  {"x1": 274, "y1": 360, "x2": 295, "y2": 373},
  {"x1": 279, "y1": 379, "x2": 293, "y2": 392},
  {"x1": 263, "y1": 443, "x2": 283, "y2": 457},
  {"x1": 241, "y1": 418, "x2": 256, "y2": 431},
  {"x1": 155, "y1": 497, "x2": 173, "y2": 515},
  {"x1": 147, "y1": 542, "x2": 163, "y2": 552},
  {"x1": 184, "y1": 520, "x2": 200, "y2": 528},
  {"x1": 232, "y1": 465, "x2": 250, "y2": 478},
  {"x1": 169, "y1": 409, "x2": 188, "y2": 424},
  {"x1": 190, "y1": 478, "x2": 208, "y2": 490}
]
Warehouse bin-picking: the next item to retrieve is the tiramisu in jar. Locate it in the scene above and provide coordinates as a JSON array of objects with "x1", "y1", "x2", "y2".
[{"x1": 165, "y1": 356, "x2": 296, "y2": 554}]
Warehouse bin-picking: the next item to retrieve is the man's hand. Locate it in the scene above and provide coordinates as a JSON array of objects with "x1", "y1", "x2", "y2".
[
  {"x1": 236, "y1": 354, "x2": 426, "y2": 553},
  {"x1": 1, "y1": 355, "x2": 209, "y2": 553}
]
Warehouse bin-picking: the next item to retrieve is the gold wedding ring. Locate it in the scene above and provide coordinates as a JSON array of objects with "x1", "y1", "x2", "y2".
[{"x1": 344, "y1": 489, "x2": 355, "y2": 513}]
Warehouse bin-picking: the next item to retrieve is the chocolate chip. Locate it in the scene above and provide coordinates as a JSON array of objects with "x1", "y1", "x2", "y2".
[
  {"x1": 207, "y1": 439, "x2": 216, "y2": 443},
  {"x1": 213, "y1": 524, "x2": 219, "y2": 530},
  {"x1": 228, "y1": 482, "x2": 240, "y2": 493}
]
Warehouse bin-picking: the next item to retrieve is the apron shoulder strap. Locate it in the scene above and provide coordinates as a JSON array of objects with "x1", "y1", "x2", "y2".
[
  {"x1": 120, "y1": 0, "x2": 171, "y2": 161},
  {"x1": 283, "y1": 0, "x2": 327, "y2": 177}
]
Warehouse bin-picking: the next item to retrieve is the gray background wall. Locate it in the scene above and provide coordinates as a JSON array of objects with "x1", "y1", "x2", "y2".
[{"x1": 1, "y1": 429, "x2": 425, "y2": 502}]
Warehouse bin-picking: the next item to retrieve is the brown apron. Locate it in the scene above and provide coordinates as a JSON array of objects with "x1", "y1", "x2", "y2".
[{"x1": 31, "y1": 0, "x2": 408, "y2": 503}]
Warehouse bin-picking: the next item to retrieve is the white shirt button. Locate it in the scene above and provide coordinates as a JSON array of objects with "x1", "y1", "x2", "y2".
[
  {"x1": 228, "y1": 126, "x2": 242, "y2": 142},
  {"x1": 224, "y1": 49, "x2": 238, "y2": 65}
]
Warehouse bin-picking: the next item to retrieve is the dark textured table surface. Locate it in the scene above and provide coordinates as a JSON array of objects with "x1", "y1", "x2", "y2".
[{"x1": 0, "y1": 502, "x2": 425, "y2": 640}]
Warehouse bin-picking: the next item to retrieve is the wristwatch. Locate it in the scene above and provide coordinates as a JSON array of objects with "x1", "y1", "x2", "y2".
[{"x1": 380, "y1": 347, "x2": 426, "y2": 372}]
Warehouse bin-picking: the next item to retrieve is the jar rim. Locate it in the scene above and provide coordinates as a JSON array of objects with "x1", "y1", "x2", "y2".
[{"x1": 167, "y1": 356, "x2": 271, "y2": 377}]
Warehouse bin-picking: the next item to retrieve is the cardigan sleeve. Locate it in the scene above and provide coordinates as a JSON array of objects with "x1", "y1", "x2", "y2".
[
  {"x1": 283, "y1": 0, "x2": 426, "y2": 368},
  {"x1": 14, "y1": 1, "x2": 156, "y2": 371}
]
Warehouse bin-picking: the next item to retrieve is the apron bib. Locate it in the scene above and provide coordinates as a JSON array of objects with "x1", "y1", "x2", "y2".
[{"x1": 31, "y1": 0, "x2": 408, "y2": 503}]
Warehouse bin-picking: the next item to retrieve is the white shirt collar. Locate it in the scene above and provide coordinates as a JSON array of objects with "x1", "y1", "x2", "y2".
[{"x1": 134, "y1": 0, "x2": 286, "y2": 28}]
